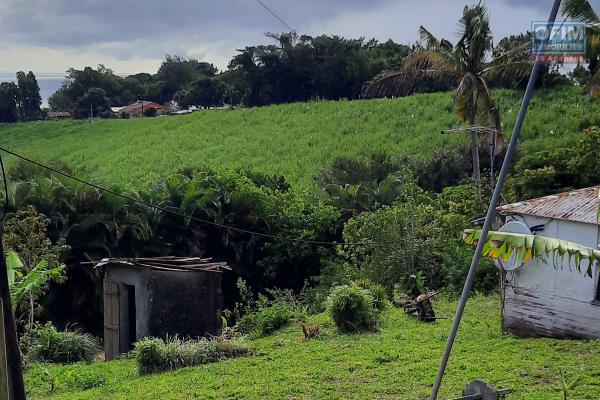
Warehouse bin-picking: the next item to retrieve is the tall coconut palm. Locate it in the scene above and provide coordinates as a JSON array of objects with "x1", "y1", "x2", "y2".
[
  {"x1": 362, "y1": 4, "x2": 521, "y2": 190},
  {"x1": 561, "y1": 0, "x2": 600, "y2": 92}
]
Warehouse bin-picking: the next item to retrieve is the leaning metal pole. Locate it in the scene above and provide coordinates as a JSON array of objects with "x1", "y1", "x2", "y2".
[{"x1": 429, "y1": 1, "x2": 562, "y2": 398}]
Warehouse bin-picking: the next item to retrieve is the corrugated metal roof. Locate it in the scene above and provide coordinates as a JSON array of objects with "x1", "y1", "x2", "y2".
[
  {"x1": 497, "y1": 186, "x2": 600, "y2": 225},
  {"x1": 92, "y1": 256, "x2": 231, "y2": 273}
]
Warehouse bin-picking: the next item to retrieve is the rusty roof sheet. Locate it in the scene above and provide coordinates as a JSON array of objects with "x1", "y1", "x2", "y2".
[
  {"x1": 497, "y1": 186, "x2": 600, "y2": 225},
  {"x1": 92, "y1": 256, "x2": 231, "y2": 273}
]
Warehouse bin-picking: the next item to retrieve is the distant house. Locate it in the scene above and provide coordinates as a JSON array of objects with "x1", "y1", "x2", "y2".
[
  {"x1": 119, "y1": 101, "x2": 164, "y2": 117},
  {"x1": 110, "y1": 106, "x2": 125, "y2": 115},
  {"x1": 46, "y1": 111, "x2": 71, "y2": 119},
  {"x1": 497, "y1": 186, "x2": 600, "y2": 339}
]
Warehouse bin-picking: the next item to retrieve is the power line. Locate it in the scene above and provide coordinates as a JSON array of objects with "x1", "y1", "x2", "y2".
[
  {"x1": 254, "y1": 0, "x2": 296, "y2": 32},
  {"x1": 0, "y1": 146, "x2": 408, "y2": 248}
]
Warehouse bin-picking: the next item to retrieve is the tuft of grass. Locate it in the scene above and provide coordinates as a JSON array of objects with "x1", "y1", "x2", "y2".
[
  {"x1": 326, "y1": 285, "x2": 379, "y2": 333},
  {"x1": 135, "y1": 337, "x2": 248, "y2": 375},
  {"x1": 23, "y1": 323, "x2": 99, "y2": 364}
]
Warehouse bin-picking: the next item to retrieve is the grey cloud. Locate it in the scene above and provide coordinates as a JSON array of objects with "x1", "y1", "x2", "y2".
[
  {"x1": 0, "y1": 0, "x2": 395, "y2": 48},
  {"x1": 0, "y1": 0, "x2": 577, "y2": 74}
]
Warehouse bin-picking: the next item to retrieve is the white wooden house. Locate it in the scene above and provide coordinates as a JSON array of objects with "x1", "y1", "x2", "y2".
[{"x1": 496, "y1": 186, "x2": 600, "y2": 339}]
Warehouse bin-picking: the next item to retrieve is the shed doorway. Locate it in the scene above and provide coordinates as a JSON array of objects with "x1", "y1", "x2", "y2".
[
  {"x1": 103, "y1": 280, "x2": 137, "y2": 360},
  {"x1": 117, "y1": 283, "x2": 136, "y2": 354}
]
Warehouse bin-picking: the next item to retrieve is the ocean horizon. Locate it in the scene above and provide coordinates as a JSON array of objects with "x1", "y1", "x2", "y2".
[{"x1": 0, "y1": 72, "x2": 67, "y2": 107}]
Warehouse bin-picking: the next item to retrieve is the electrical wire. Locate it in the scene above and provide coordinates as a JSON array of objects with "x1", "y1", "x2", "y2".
[
  {"x1": 0, "y1": 146, "x2": 410, "y2": 248},
  {"x1": 254, "y1": 0, "x2": 296, "y2": 32}
]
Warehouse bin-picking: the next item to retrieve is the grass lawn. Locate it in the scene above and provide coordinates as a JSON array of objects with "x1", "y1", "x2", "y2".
[
  {"x1": 0, "y1": 86, "x2": 596, "y2": 189},
  {"x1": 25, "y1": 295, "x2": 600, "y2": 399}
]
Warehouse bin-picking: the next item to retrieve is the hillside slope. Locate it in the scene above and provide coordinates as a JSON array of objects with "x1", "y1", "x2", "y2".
[
  {"x1": 24, "y1": 296, "x2": 600, "y2": 399},
  {"x1": 0, "y1": 87, "x2": 595, "y2": 188}
]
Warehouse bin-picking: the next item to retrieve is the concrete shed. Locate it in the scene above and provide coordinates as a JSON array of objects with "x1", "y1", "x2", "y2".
[
  {"x1": 96, "y1": 257, "x2": 230, "y2": 360},
  {"x1": 497, "y1": 186, "x2": 600, "y2": 339}
]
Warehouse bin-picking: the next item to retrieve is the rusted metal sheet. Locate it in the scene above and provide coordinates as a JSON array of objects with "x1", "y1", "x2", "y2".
[
  {"x1": 497, "y1": 186, "x2": 600, "y2": 225},
  {"x1": 92, "y1": 256, "x2": 231, "y2": 273}
]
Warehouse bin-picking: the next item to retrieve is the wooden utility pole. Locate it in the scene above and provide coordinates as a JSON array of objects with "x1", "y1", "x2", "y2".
[{"x1": 0, "y1": 235, "x2": 26, "y2": 399}]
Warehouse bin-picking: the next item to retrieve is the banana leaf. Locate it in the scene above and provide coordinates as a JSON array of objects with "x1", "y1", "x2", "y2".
[{"x1": 463, "y1": 229, "x2": 600, "y2": 277}]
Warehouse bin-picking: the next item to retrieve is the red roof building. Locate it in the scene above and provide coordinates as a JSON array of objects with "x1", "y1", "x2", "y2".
[{"x1": 119, "y1": 101, "x2": 164, "y2": 117}]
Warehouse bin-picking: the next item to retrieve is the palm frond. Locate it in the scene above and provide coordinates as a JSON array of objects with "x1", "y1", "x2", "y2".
[
  {"x1": 360, "y1": 70, "x2": 406, "y2": 98},
  {"x1": 456, "y1": 4, "x2": 493, "y2": 73},
  {"x1": 454, "y1": 72, "x2": 478, "y2": 121},
  {"x1": 419, "y1": 26, "x2": 441, "y2": 49},
  {"x1": 418, "y1": 26, "x2": 454, "y2": 52},
  {"x1": 482, "y1": 60, "x2": 532, "y2": 83},
  {"x1": 561, "y1": 0, "x2": 599, "y2": 23},
  {"x1": 361, "y1": 50, "x2": 458, "y2": 98},
  {"x1": 471, "y1": 76, "x2": 506, "y2": 154}
]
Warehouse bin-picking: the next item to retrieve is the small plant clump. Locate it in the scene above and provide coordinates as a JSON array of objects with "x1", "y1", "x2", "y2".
[
  {"x1": 22, "y1": 322, "x2": 99, "y2": 364},
  {"x1": 326, "y1": 285, "x2": 379, "y2": 333},
  {"x1": 233, "y1": 280, "x2": 304, "y2": 338},
  {"x1": 135, "y1": 336, "x2": 248, "y2": 375},
  {"x1": 236, "y1": 300, "x2": 296, "y2": 338},
  {"x1": 353, "y1": 279, "x2": 389, "y2": 311}
]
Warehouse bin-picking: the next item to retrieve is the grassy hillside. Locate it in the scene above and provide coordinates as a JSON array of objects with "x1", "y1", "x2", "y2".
[
  {"x1": 24, "y1": 296, "x2": 600, "y2": 399},
  {"x1": 0, "y1": 86, "x2": 596, "y2": 189}
]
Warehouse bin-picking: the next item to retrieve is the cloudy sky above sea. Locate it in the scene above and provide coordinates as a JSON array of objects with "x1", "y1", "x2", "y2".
[{"x1": 0, "y1": 0, "x2": 594, "y2": 77}]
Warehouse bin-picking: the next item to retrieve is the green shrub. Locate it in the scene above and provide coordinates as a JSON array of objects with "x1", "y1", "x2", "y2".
[
  {"x1": 23, "y1": 323, "x2": 99, "y2": 364},
  {"x1": 369, "y1": 284, "x2": 389, "y2": 311},
  {"x1": 135, "y1": 337, "x2": 248, "y2": 375},
  {"x1": 326, "y1": 285, "x2": 378, "y2": 333},
  {"x1": 135, "y1": 338, "x2": 165, "y2": 375},
  {"x1": 352, "y1": 279, "x2": 389, "y2": 311},
  {"x1": 236, "y1": 300, "x2": 296, "y2": 338}
]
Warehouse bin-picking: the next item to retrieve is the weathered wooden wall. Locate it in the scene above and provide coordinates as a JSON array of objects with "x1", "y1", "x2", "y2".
[
  {"x1": 103, "y1": 279, "x2": 120, "y2": 361},
  {"x1": 503, "y1": 217, "x2": 600, "y2": 339}
]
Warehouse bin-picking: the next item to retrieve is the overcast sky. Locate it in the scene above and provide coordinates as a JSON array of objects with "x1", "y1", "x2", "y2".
[{"x1": 0, "y1": 0, "x2": 593, "y2": 77}]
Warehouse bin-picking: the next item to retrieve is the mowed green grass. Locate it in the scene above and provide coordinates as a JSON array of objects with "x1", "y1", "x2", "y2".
[
  {"x1": 25, "y1": 296, "x2": 600, "y2": 399},
  {"x1": 0, "y1": 86, "x2": 596, "y2": 189}
]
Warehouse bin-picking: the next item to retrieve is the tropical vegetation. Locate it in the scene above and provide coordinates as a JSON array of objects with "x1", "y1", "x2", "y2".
[
  {"x1": 2, "y1": 2, "x2": 600, "y2": 398},
  {"x1": 561, "y1": 0, "x2": 600, "y2": 93}
]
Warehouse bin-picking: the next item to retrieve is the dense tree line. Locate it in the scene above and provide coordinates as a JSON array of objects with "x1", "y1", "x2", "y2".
[
  {"x1": 0, "y1": 71, "x2": 41, "y2": 122},
  {"x1": 2, "y1": 22, "x2": 584, "y2": 123},
  {"x1": 47, "y1": 34, "x2": 416, "y2": 117}
]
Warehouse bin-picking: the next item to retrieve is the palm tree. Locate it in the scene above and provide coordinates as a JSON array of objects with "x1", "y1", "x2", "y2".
[
  {"x1": 561, "y1": 0, "x2": 600, "y2": 92},
  {"x1": 362, "y1": 4, "x2": 519, "y2": 189}
]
